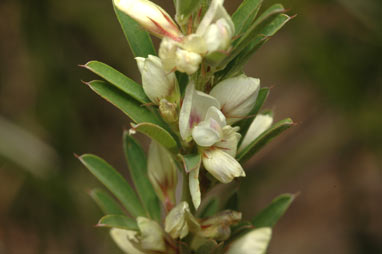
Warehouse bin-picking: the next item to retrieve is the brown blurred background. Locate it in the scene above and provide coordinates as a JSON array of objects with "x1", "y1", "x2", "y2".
[{"x1": 0, "y1": 0, "x2": 381, "y2": 253}]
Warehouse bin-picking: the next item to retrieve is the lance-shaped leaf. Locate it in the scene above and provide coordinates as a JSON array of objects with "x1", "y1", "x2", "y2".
[
  {"x1": 175, "y1": 0, "x2": 202, "y2": 25},
  {"x1": 252, "y1": 193, "x2": 295, "y2": 227},
  {"x1": 79, "y1": 154, "x2": 145, "y2": 217},
  {"x1": 86, "y1": 80, "x2": 163, "y2": 126},
  {"x1": 237, "y1": 118, "x2": 294, "y2": 163},
  {"x1": 237, "y1": 87, "x2": 270, "y2": 138},
  {"x1": 232, "y1": 0, "x2": 263, "y2": 36},
  {"x1": 89, "y1": 188, "x2": 125, "y2": 215},
  {"x1": 130, "y1": 122, "x2": 179, "y2": 153},
  {"x1": 83, "y1": 61, "x2": 149, "y2": 104},
  {"x1": 123, "y1": 133, "x2": 161, "y2": 221},
  {"x1": 113, "y1": 2, "x2": 156, "y2": 58},
  {"x1": 97, "y1": 215, "x2": 139, "y2": 231},
  {"x1": 219, "y1": 4, "x2": 290, "y2": 69}
]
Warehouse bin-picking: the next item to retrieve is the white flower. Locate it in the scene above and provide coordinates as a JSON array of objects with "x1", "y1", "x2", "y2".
[
  {"x1": 135, "y1": 55, "x2": 179, "y2": 105},
  {"x1": 147, "y1": 141, "x2": 177, "y2": 210},
  {"x1": 114, "y1": 0, "x2": 182, "y2": 41},
  {"x1": 179, "y1": 83, "x2": 245, "y2": 184},
  {"x1": 137, "y1": 217, "x2": 166, "y2": 252},
  {"x1": 210, "y1": 75, "x2": 260, "y2": 124},
  {"x1": 238, "y1": 114, "x2": 273, "y2": 153},
  {"x1": 164, "y1": 202, "x2": 200, "y2": 239},
  {"x1": 225, "y1": 227, "x2": 272, "y2": 254},
  {"x1": 110, "y1": 228, "x2": 146, "y2": 254},
  {"x1": 196, "y1": 0, "x2": 234, "y2": 54},
  {"x1": 179, "y1": 82, "x2": 220, "y2": 142}
]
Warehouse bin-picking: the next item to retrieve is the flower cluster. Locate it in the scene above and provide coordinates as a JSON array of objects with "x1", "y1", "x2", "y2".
[{"x1": 81, "y1": 0, "x2": 293, "y2": 253}]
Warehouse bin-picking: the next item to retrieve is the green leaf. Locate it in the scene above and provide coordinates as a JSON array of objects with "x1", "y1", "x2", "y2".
[
  {"x1": 237, "y1": 87, "x2": 270, "y2": 137},
  {"x1": 83, "y1": 61, "x2": 149, "y2": 104},
  {"x1": 219, "y1": 4, "x2": 290, "y2": 69},
  {"x1": 89, "y1": 188, "x2": 125, "y2": 215},
  {"x1": 97, "y1": 215, "x2": 139, "y2": 231},
  {"x1": 131, "y1": 122, "x2": 179, "y2": 153},
  {"x1": 237, "y1": 118, "x2": 294, "y2": 163},
  {"x1": 86, "y1": 80, "x2": 163, "y2": 126},
  {"x1": 199, "y1": 198, "x2": 219, "y2": 218},
  {"x1": 176, "y1": 71, "x2": 189, "y2": 96},
  {"x1": 123, "y1": 133, "x2": 161, "y2": 222},
  {"x1": 180, "y1": 153, "x2": 202, "y2": 173},
  {"x1": 113, "y1": 3, "x2": 156, "y2": 58},
  {"x1": 232, "y1": 0, "x2": 263, "y2": 36},
  {"x1": 252, "y1": 193, "x2": 295, "y2": 227},
  {"x1": 176, "y1": 0, "x2": 202, "y2": 25},
  {"x1": 79, "y1": 154, "x2": 145, "y2": 217}
]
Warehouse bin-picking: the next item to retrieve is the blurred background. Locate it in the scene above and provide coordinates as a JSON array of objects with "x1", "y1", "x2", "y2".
[{"x1": 0, "y1": 0, "x2": 381, "y2": 253}]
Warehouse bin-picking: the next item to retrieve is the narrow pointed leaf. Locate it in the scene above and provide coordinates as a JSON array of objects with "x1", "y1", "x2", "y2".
[
  {"x1": 97, "y1": 215, "x2": 139, "y2": 231},
  {"x1": 131, "y1": 122, "x2": 179, "y2": 153},
  {"x1": 79, "y1": 154, "x2": 145, "y2": 217},
  {"x1": 123, "y1": 133, "x2": 161, "y2": 222},
  {"x1": 83, "y1": 61, "x2": 149, "y2": 104},
  {"x1": 237, "y1": 118, "x2": 293, "y2": 163},
  {"x1": 232, "y1": 0, "x2": 263, "y2": 36},
  {"x1": 87, "y1": 80, "x2": 163, "y2": 126},
  {"x1": 219, "y1": 4, "x2": 290, "y2": 69},
  {"x1": 113, "y1": 3, "x2": 156, "y2": 58},
  {"x1": 252, "y1": 193, "x2": 295, "y2": 227},
  {"x1": 237, "y1": 87, "x2": 270, "y2": 137},
  {"x1": 89, "y1": 188, "x2": 125, "y2": 215}
]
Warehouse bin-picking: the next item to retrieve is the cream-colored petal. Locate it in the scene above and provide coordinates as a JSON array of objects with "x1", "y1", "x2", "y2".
[
  {"x1": 225, "y1": 227, "x2": 272, "y2": 254},
  {"x1": 204, "y1": 106, "x2": 226, "y2": 127},
  {"x1": 110, "y1": 228, "x2": 146, "y2": 254},
  {"x1": 197, "y1": 0, "x2": 233, "y2": 36},
  {"x1": 192, "y1": 119, "x2": 222, "y2": 147},
  {"x1": 203, "y1": 148, "x2": 245, "y2": 183},
  {"x1": 137, "y1": 217, "x2": 166, "y2": 252},
  {"x1": 238, "y1": 114, "x2": 273, "y2": 153},
  {"x1": 175, "y1": 48, "x2": 202, "y2": 75},
  {"x1": 179, "y1": 83, "x2": 220, "y2": 141},
  {"x1": 136, "y1": 55, "x2": 178, "y2": 105},
  {"x1": 203, "y1": 18, "x2": 233, "y2": 53},
  {"x1": 215, "y1": 126, "x2": 241, "y2": 157},
  {"x1": 159, "y1": 37, "x2": 178, "y2": 72},
  {"x1": 210, "y1": 75, "x2": 260, "y2": 124}
]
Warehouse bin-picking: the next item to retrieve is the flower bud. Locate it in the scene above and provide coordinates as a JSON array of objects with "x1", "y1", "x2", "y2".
[
  {"x1": 159, "y1": 99, "x2": 178, "y2": 123},
  {"x1": 198, "y1": 210, "x2": 242, "y2": 241},
  {"x1": 210, "y1": 75, "x2": 260, "y2": 124},
  {"x1": 238, "y1": 114, "x2": 273, "y2": 153},
  {"x1": 165, "y1": 201, "x2": 200, "y2": 239},
  {"x1": 147, "y1": 141, "x2": 177, "y2": 211},
  {"x1": 136, "y1": 55, "x2": 179, "y2": 105},
  {"x1": 110, "y1": 228, "x2": 146, "y2": 254},
  {"x1": 197, "y1": 0, "x2": 234, "y2": 54},
  {"x1": 114, "y1": 0, "x2": 182, "y2": 40},
  {"x1": 175, "y1": 48, "x2": 203, "y2": 75},
  {"x1": 225, "y1": 227, "x2": 272, "y2": 254},
  {"x1": 137, "y1": 217, "x2": 166, "y2": 252}
]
